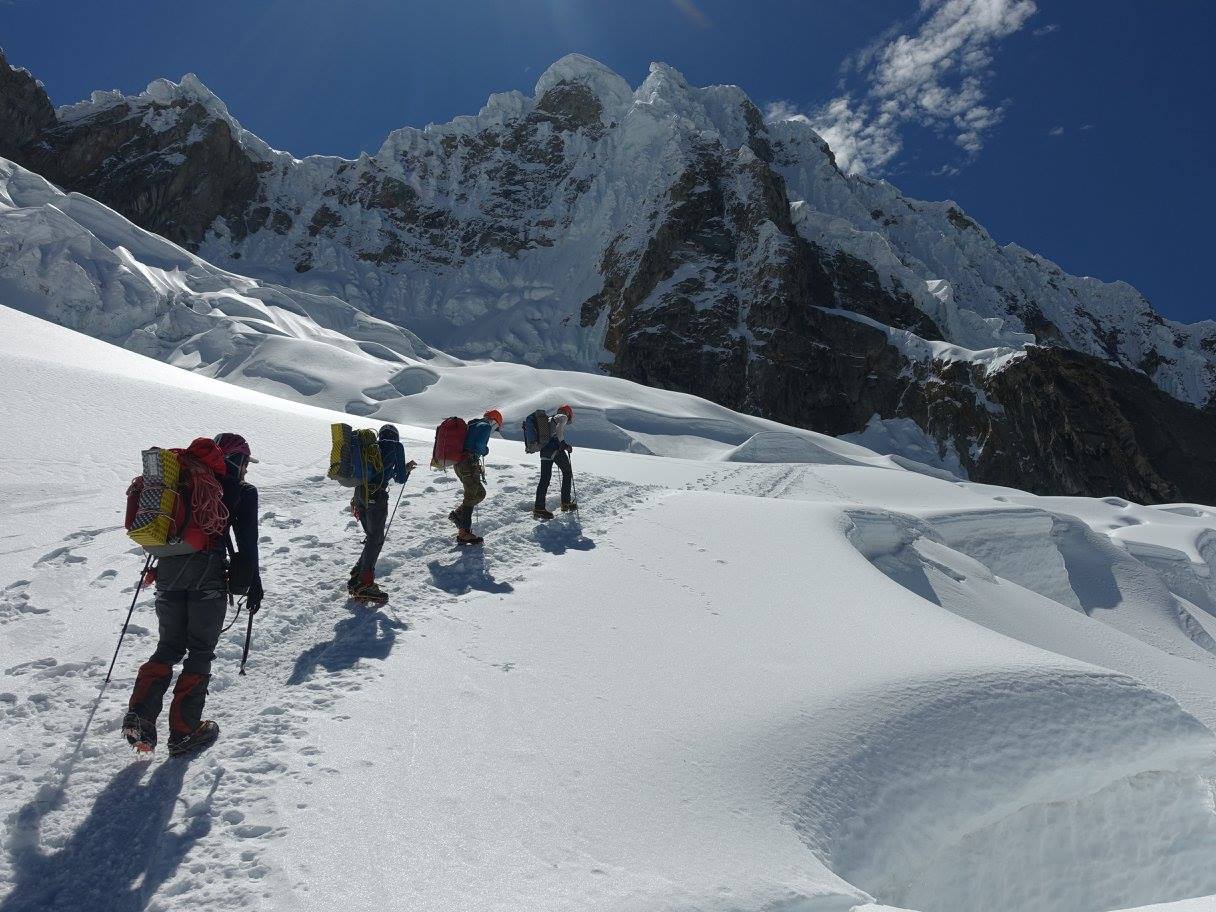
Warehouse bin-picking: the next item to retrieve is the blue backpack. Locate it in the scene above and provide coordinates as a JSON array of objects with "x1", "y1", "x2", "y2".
[
  {"x1": 378, "y1": 442, "x2": 407, "y2": 482},
  {"x1": 464, "y1": 417, "x2": 494, "y2": 458}
]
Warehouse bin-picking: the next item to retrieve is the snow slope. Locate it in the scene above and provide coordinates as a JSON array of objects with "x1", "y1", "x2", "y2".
[
  {"x1": 4, "y1": 308, "x2": 1216, "y2": 912},
  {"x1": 0, "y1": 156, "x2": 942, "y2": 470}
]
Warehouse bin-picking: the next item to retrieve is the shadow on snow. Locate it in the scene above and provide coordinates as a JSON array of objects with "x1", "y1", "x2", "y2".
[
  {"x1": 532, "y1": 519, "x2": 596, "y2": 555},
  {"x1": 1, "y1": 760, "x2": 219, "y2": 912},
  {"x1": 287, "y1": 604, "x2": 407, "y2": 685},
  {"x1": 427, "y1": 548, "x2": 514, "y2": 595}
]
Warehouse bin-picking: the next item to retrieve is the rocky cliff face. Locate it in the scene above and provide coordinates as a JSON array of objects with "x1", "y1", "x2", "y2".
[
  {"x1": 0, "y1": 58, "x2": 55, "y2": 153},
  {"x1": 0, "y1": 69, "x2": 265, "y2": 251},
  {"x1": 2, "y1": 48, "x2": 1214, "y2": 503}
]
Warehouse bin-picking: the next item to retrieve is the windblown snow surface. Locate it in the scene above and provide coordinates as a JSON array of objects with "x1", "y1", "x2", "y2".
[{"x1": 6, "y1": 307, "x2": 1216, "y2": 912}]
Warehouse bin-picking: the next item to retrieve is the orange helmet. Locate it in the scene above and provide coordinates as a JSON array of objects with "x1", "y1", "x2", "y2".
[
  {"x1": 557, "y1": 404, "x2": 574, "y2": 424},
  {"x1": 483, "y1": 409, "x2": 504, "y2": 430}
]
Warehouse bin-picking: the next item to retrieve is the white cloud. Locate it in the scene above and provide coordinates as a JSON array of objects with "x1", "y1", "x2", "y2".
[
  {"x1": 1033, "y1": 23, "x2": 1060, "y2": 36},
  {"x1": 769, "y1": 0, "x2": 1038, "y2": 175},
  {"x1": 764, "y1": 100, "x2": 801, "y2": 122},
  {"x1": 1049, "y1": 125, "x2": 1064, "y2": 136}
]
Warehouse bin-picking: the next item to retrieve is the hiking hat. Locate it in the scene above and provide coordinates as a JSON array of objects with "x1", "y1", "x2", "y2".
[
  {"x1": 379, "y1": 424, "x2": 400, "y2": 441},
  {"x1": 483, "y1": 409, "x2": 504, "y2": 431},
  {"x1": 557, "y1": 404, "x2": 574, "y2": 423},
  {"x1": 213, "y1": 432, "x2": 259, "y2": 463}
]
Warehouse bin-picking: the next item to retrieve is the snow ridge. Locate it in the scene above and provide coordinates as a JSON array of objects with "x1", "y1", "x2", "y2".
[{"x1": 57, "y1": 73, "x2": 282, "y2": 163}]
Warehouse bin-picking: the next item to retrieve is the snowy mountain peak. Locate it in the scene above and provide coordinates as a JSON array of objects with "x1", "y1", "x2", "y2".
[
  {"x1": 532, "y1": 52, "x2": 634, "y2": 116},
  {"x1": 636, "y1": 60, "x2": 694, "y2": 104},
  {"x1": 55, "y1": 70, "x2": 281, "y2": 163},
  {"x1": 632, "y1": 61, "x2": 760, "y2": 151},
  {"x1": 144, "y1": 73, "x2": 231, "y2": 118}
]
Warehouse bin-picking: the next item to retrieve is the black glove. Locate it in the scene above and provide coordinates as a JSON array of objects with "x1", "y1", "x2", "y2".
[
  {"x1": 564, "y1": 442, "x2": 573, "y2": 453},
  {"x1": 247, "y1": 576, "x2": 265, "y2": 615}
]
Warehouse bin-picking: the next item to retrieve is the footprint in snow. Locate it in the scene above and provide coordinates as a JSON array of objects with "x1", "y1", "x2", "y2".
[
  {"x1": 90, "y1": 569, "x2": 118, "y2": 588},
  {"x1": 0, "y1": 581, "x2": 43, "y2": 621},
  {"x1": 64, "y1": 526, "x2": 119, "y2": 542},
  {"x1": 32, "y1": 660, "x2": 94, "y2": 680},
  {"x1": 262, "y1": 511, "x2": 302, "y2": 529},
  {"x1": 4, "y1": 656, "x2": 58, "y2": 676},
  {"x1": 35, "y1": 546, "x2": 86, "y2": 566}
]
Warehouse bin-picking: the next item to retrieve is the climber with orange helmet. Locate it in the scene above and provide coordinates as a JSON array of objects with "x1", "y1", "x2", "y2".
[
  {"x1": 533, "y1": 404, "x2": 576, "y2": 520},
  {"x1": 446, "y1": 409, "x2": 503, "y2": 545}
]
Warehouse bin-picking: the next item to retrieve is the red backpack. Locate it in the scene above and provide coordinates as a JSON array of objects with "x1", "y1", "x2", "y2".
[
  {"x1": 431, "y1": 417, "x2": 468, "y2": 469},
  {"x1": 125, "y1": 438, "x2": 230, "y2": 557}
]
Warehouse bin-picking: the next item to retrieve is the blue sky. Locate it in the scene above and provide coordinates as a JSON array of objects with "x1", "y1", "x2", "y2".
[{"x1": 1, "y1": 0, "x2": 1211, "y2": 323}]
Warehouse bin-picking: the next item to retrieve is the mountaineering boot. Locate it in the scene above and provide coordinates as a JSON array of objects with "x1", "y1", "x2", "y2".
[
  {"x1": 352, "y1": 581, "x2": 388, "y2": 604},
  {"x1": 122, "y1": 711, "x2": 157, "y2": 753},
  {"x1": 532, "y1": 507, "x2": 555, "y2": 520},
  {"x1": 167, "y1": 720, "x2": 220, "y2": 757},
  {"x1": 456, "y1": 529, "x2": 484, "y2": 546},
  {"x1": 560, "y1": 501, "x2": 578, "y2": 512},
  {"x1": 350, "y1": 569, "x2": 387, "y2": 603}
]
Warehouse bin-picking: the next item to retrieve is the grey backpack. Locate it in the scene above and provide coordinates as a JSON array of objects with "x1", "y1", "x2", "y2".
[{"x1": 522, "y1": 409, "x2": 552, "y2": 454}]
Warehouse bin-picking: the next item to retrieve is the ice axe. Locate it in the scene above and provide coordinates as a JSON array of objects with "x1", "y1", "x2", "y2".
[{"x1": 239, "y1": 611, "x2": 253, "y2": 676}]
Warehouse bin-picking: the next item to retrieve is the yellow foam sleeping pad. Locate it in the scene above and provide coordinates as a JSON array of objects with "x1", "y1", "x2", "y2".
[
  {"x1": 128, "y1": 448, "x2": 182, "y2": 548},
  {"x1": 328, "y1": 423, "x2": 351, "y2": 480}
]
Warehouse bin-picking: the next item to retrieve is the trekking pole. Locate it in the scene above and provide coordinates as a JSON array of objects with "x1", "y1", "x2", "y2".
[
  {"x1": 104, "y1": 554, "x2": 154, "y2": 684},
  {"x1": 570, "y1": 455, "x2": 579, "y2": 512},
  {"x1": 239, "y1": 611, "x2": 254, "y2": 676},
  {"x1": 383, "y1": 481, "x2": 407, "y2": 542}
]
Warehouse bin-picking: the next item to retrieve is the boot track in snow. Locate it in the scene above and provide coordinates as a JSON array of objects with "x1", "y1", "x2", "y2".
[{"x1": 0, "y1": 464, "x2": 648, "y2": 910}]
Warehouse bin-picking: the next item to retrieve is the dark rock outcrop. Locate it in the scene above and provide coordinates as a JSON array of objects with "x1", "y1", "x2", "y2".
[
  {"x1": 0, "y1": 49, "x2": 262, "y2": 250},
  {"x1": 0, "y1": 53, "x2": 56, "y2": 157},
  {"x1": 979, "y1": 347, "x2": 1216, "y2": 504}
]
